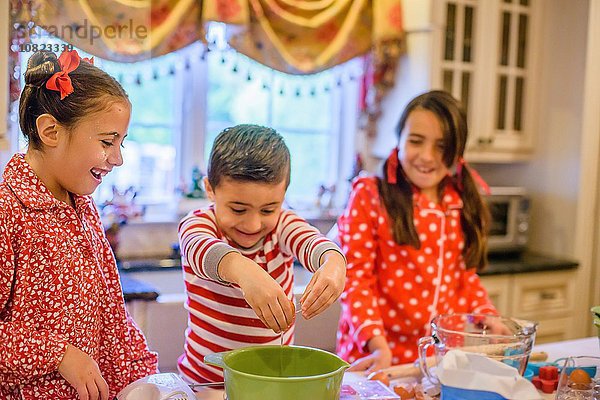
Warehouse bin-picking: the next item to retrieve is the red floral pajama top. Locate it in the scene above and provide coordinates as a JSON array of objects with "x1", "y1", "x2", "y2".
[
  {"x1": 336, "y1": 176, "x2": 496, "y2": 365},
  {"x1": 0, "y1": 154, "x2": 157, "y2": 399}
]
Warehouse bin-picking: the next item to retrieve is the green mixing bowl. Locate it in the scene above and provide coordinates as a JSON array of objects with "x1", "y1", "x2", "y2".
[{"x1": 204, "y1": 345, "x2": 349, "y2": 400}]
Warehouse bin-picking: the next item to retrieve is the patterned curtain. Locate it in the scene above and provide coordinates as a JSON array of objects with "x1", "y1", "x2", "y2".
[{"x1": 9, "y1": 0, "x2": 404, "y2": 135}]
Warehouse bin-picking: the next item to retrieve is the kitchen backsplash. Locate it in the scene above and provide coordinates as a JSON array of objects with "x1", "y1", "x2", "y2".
[{"x1": 117, "y1": 221, "x2": 179, "y2": 259}]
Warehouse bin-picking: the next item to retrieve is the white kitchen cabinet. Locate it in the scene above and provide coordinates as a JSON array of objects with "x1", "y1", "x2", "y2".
[
  {"x1": 0, "y1": 4, "x2": 9, "y2": 151},
  {"x1": 398, "y1": 0, "x2": 541, "y2": 162},
  {"x1": 481, "y1": 270, "x2": 577, "y2": 344}
]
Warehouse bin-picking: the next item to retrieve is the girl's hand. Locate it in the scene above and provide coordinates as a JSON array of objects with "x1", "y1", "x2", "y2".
[
  {"x1": 300, "y1": 250, "x2": 346, "y2": 319},
  {"x1": 348, "y1": 336, "x2": 393, "y2": 373},
  {"x1": 58, "y1": 344, "x2": 109, "y2": 400},
  {"x1": 222, "y1": 254, "x2": 294, "y2": 333}
]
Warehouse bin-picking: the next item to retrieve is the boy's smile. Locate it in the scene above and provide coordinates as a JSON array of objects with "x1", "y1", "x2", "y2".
[{"x1": 205, "y1": 177, "x2": 287, "y2": 249}]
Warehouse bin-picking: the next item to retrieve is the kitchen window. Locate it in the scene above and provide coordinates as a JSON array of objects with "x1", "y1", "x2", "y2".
[{"x1": 12, "y1": 26, "x2": 361, "y2": 216}]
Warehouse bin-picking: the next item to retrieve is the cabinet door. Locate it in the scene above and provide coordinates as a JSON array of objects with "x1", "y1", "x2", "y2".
[
  {"x1": 480, "y1": 274, "x2": 511, "y2": 315},
  {"x1": 432, "y1": 0, "x2": 541, "y2": 162},
  {"x1": 533, "y1": 316, "x2": 577, "y2": 344},
  {"x1": 485, "y1": 0, "x2": 539, "y2": 154},
  {"x1": 431, "y1": 0, "x2": 478, "y2": 125},
  {"x1": 509, "y1": 270, "x2": 575, "y2": 320}
]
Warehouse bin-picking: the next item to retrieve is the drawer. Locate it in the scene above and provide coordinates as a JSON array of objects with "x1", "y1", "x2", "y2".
[
  {"x1": 533, "y1": 316, "x2": 577, "y2": 345},
  {"x1": 510, "y1": 271, "x2": 575, "y2": 319}
]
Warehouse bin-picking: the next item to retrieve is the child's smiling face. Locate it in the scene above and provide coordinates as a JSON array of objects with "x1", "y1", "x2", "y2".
[
  {"x1": 33, "y1": 100, "x2": 130, "y2": 204},
  {"x1": 205, "y1": 177, "x2": 287, "y2": 249},
  {"x1": 398, "y1": 108, "x2": 450, "y2": 201}
]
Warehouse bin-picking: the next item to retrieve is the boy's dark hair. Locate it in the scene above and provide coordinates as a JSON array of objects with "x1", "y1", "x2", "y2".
[
  {"x1": 207, "y1": 124, "x2": 291, "y2": 189},
  {"x1": 19, "y1": 50, "x2": 129, "y2": 150},
  {"x1": 378, "y1": 90, "x2": 490, "y2": 270}
]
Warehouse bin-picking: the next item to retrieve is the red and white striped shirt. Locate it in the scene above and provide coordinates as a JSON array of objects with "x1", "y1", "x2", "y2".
[{"x1": 177, "y1": 207, "x2": 341, "y2": 383}]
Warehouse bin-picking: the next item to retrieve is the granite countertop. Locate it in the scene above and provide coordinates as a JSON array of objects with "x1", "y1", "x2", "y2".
[
  {"x1": 120, "y1": 273, "x2": 159, "y2": 301},
  {"x1": 482, "y1": 251, "x2": 579, "y2": 276}
]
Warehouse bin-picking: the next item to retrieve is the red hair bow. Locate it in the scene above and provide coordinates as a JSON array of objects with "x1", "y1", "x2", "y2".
[
  {"x1": 386, "y1": 147, "x2": 399, "y2": 184},
  {"x1": 45, "y1": 49, "x2": 81, "y2": 99}
]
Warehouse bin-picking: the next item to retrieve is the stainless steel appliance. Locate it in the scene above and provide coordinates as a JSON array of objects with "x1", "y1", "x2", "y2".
[{"x1": 485, "y1": 187, "x2": 530, "y2": 254}]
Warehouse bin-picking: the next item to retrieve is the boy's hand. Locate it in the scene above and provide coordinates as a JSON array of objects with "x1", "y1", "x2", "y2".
[
  {"x1": 219, "y1": 253, "x2": 294, "y2": 333},
  {"x1": 300, "y1": 250, "x2": 346, "y2": 319},
  {"x1": 58, "y1": 344, "x2": 109, "y2": 400}
]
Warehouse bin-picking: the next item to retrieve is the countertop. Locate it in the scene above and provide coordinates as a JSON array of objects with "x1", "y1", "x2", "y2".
[
  {"x1": 120, "y1": 274, "x2": 159, "y2": 301},
  {"x1": 118, "y1": 251, "x2": 579, "y2": 301},
  {"x1": 481, "y1": 251, "x2": 579, "y2": 276}
]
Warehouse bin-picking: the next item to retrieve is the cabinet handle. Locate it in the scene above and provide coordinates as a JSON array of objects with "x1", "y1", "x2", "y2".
[
  {"x1": 539, "y1": 291, "x2": 557, "y2": 300},
  {"x1": 477, "y1": 137, "x2": 494, "y2": 145}
]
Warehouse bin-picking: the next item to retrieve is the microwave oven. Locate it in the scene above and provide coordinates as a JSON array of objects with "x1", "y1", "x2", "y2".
[{"x1": 484, "y1": 187, "x2": 530, "y2": 254}]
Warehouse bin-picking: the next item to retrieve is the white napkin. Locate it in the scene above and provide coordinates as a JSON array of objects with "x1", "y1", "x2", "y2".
[
  {"x1": 436, "y1": 350, "x2": 542, "y2": 400},
  {"x1": 116, "y1": 373, "x2": 197, "y2": 400}
]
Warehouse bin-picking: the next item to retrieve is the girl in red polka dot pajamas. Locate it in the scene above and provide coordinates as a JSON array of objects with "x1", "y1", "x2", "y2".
[
  {"x1": 0, "y1": 50, "x2": 157, "y2": 400},
  {"x1": 337, "y1": 91, "x2": 497, "y2": 373}
]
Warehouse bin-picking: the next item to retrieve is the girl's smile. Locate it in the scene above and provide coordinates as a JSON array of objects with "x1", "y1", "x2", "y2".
[{"x1": 398, "y1": 108, "x2": 450, "y2": 201}]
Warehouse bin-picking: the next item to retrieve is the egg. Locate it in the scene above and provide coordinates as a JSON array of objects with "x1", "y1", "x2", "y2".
[
  {"x1": 367, "y1": 370, "x2": 390, "y2": 386},
  {"x1": 569, "y1": 368, "x2": 592, "y2": 390},
  {"x1": 393, "y1": 384, "x2": 415, "y2": 399}
]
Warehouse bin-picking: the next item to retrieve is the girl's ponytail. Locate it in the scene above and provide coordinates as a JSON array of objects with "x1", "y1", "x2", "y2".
[
  {"x1": 455, "y1": 163, "x2": 490, "y2": 271},
  {"x1": 378, "y1": 149, "x2": 420, "y2": 248}
]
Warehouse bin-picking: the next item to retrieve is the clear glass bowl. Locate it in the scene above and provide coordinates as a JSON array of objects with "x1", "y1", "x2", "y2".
[{"x1": 555, "y1": 356, "x2": 600, "y2": 400}]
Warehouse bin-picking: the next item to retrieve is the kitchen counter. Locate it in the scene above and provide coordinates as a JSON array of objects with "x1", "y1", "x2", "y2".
[
  {"x1": 120, "y1": 274, "x2": 159, "y2": 301},
  {"x1": 482, "y1": 251, "x2": 579, "y2": 276}
]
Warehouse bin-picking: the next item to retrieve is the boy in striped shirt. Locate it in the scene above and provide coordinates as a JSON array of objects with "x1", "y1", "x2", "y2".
[{"x1": 178, "y1": 124, "x2": 347, "y2": 383}]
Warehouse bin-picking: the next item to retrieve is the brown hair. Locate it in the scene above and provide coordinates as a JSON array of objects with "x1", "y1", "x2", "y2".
[
  {"x1": 19, "y1": 50, "x2": 129, "y2": 150},
  {"x1": 207, "y1": 124, "x2": 291, "y2": 189},
  {"x1": 378, "y1": 90, "x2": 490, "y2": 270}
]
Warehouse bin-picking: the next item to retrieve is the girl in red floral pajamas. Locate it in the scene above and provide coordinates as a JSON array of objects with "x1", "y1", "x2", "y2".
[
  {"x1": 337, "y1": 91, "x2": 497, "y2": 373},
  {"x1": 0, "y1": 50, "x2": 157, "y2": 400}
]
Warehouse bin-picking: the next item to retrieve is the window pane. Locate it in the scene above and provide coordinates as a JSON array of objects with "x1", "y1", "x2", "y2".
[
  {"x1": 517, "y1": 14, "x2": 528, "y2": 68},
  {"x1": 206, "y1": 55, "x2": 269, "y2": 126},
  {"x1": 126, "y1": 70, "x2": 176, "y2": 125},
  {"x1": 461, "y1": 71, "x2": 471, "y2": 116},
  {"x1": 280, "y1": 129, "x2": 331, "y2": 207},
  {"x1": 443, "y1": 69, "x2": 454, "y2": 93},
  {"x1": 463, "y1": 6, "x2": 474, "y2": 63},
  {"x1": 271, "y1": 81, "x2": 332, "y2": 131},
  {"x1": 500, "y1": 12, "x2": 511, "y2": 66},
  {"x1": 497, "y1": 75, "x2": 508, "y2": 130},
  {"x1": 444, "y1": 3, "x2": 457, "y2": 61},
  {"x1": 514, "y1": 76, "x2": 524, "y2": 131}
]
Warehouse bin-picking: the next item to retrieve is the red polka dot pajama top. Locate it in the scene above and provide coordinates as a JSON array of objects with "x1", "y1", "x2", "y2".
[
  {"x1": 0, "y1": 154, "x2": 158, "y2": 399},
  {"x1": 336, "y1": 176, "x2": 496, "y2": 365}
]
